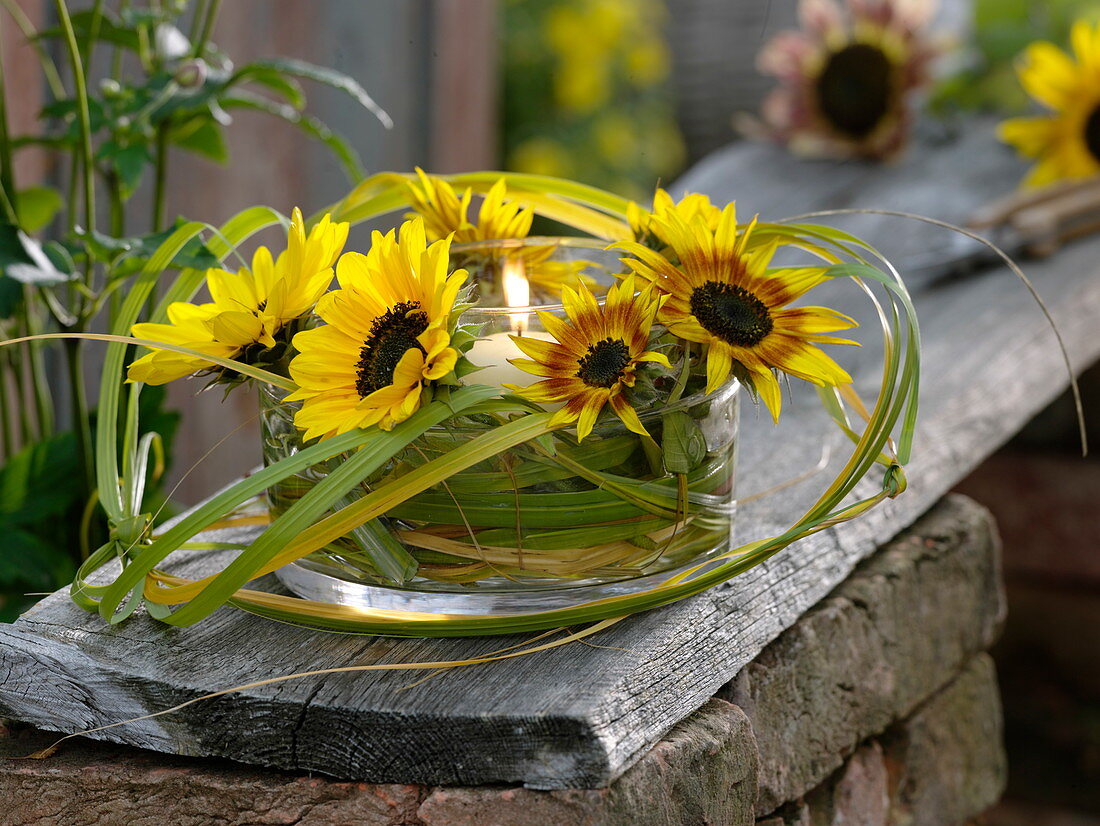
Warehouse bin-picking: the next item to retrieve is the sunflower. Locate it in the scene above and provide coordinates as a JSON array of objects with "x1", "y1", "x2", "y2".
[
  {"x1": 999, "y1": 21, "x2": 1100, "y2": 188},
  {"x1": 506, "y1": 276, "x2": 670, "y2": 441},
  {"x1": 614, "y1": 203, "x2": 857, "y2": 421},
  {"x1": 406, "y1": 167, "x2": 534, "y2": 243},
  {"x1": 128, "y1": 208, "x2": 348, "y2": 385},
  {"x1": 628, "y1": 188, "x2": 721, "y2": 249},
  {"x1": 286, "y1": 218, "x2": 467, "y2": 441},
  {"x1": 753, "y1": 0, "x2": 938, "y2": 160},
  {"x1": 406, "y1": 168, "x2": 590, "y2": 300}
]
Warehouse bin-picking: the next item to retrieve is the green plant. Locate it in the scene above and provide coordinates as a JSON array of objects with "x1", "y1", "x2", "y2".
[{"x1": 0, "y1": 0, "x2": 388, "y2": 620}]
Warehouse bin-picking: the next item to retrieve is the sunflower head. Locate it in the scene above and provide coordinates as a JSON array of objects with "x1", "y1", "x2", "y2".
[
  {"x1": 506, "y1": 276, "x2": 670, "y2": 440},
  {"x1": 628, "y1": 188, "x2": 722, "y2": 249},
  {"x1": 407, "y1": 170, "x2": 591, "y2": 301},
  {"x1": 406, "y1": 168, "x2": 534, "y2": 243},
  {"x1": 754, "y1": 0, "x2": 938, "y2": 160},
  {"x1": 286, "y1": 217, "x2": 468, "y2": 440},
  {"x1": 999, "y1": 21, "x2": 1100, "y2": 188},
  {"x1": 614, "y1": 203, "x2": 858, "y2": 421},
  {"x1": 127, "y1": 207, "x2": 348, "y2": 386}
]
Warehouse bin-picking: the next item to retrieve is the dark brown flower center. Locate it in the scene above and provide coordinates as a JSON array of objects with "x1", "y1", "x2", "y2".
[
  {"x1": 690, "y1": 281, "x2": 773, "y2": 347},
  {"x1": 1084, "y1": 106, "x2": 1100, "y2": 163},
  {"x1": 576, "y1": 337, "x2": 632, "y2": 388},
  {"x1": 355, "y1": 301, "x2": 428, "y2": 397},
  {"x1": 816, "y1": 43, "x2": 893, "y2": 138}
]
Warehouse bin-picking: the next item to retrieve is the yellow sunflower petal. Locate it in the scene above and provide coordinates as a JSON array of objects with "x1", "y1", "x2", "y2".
[
  {"x1": 609, "y1": 392, "x2": 649, "y2": 437},
  {"x1": 749, "y1": 367, "x2": 783, "y2": 423},
  {"x1": 705, "y1": 346, "x2": 733, "y2": 394}
]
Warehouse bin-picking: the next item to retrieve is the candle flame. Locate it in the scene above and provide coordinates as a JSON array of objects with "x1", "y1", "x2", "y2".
[{"x1": 502, "y1": 257, "x2": 530, "y2": 335}]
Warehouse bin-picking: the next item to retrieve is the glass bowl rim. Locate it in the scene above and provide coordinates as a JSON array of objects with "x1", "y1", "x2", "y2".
[{"x1": 259, "y1": 375, "x2": 740, "y2": 428}]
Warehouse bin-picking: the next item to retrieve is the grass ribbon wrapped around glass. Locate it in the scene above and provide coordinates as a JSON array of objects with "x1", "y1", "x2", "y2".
[{"x1": 30, "y1": 170, "x2": 918, "y2": 636}]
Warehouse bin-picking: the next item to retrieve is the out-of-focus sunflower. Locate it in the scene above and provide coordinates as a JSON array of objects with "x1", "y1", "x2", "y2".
[
  {"x1": 753, "y1": 0, "x2": 939, "y2": 160},
  {"x1": 128, "y1": 208, "x2": 347, "y2": 385},
  {"x1": 507, "y1": 276, "x2": 670, "y2": 440},
  {"x1": 406, "y1": 169, "x2": 592, "y2": 302},
  {"x1": 286, "y1": 218, "x2": 466, "y2": 440},
  {"x1": 999, "y1": 21, "x2": 1100, "y2": 188},
  {"x1": 615, "y1": 204, "x2": 857, "y2": 421}
]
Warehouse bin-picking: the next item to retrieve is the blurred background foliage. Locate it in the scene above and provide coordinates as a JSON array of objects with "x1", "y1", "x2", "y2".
[{"x1": 501, "y1": 0, "x2": 685, "y2": 201}]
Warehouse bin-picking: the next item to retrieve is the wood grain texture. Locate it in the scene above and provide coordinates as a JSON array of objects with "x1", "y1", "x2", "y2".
[{"x1": 0, "y1": 121, "x2": 1094, "y2": 789}]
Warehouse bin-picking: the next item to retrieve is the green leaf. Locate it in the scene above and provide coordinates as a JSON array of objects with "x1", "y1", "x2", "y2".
[
  {"x1": 170, "y1": 117, "x2": 228, "y2": 163},
  {"x1": 0, "y1": 223, "x2": 72, "y2": 295},
  {"x1": 15, "y1": 186, "x2": 64, "y2": 233},
  {"x1": 239, "y1": 57, "x2": 392, "y2": 129},
  {"x1": 0, "y1": 432, "x2": 82, "y2": 527},
  {"x1": 661, "y1": 411, "x2": 707, "y2": 475},
  {"x1": 0, "y1": 276, "x2": 20, "y2": 318},
  {"x1": 0, "y1": 525, "x2": 75, "y2": 589},
  {"x1": 91, "y1": 138, "x2": 150, "y2": 199},
  {"x1": 233, "y1": 66, "x2": 306, "y2": 108},
  {"x1": 220, "y1": 90, "x2": 364, "y2": 180},
  {"x1": 36, "y1": 9, "x2": 141, "y2": 52},
  {"x1": 84, "y1": 221, "x2": 220, "y2": 275}
]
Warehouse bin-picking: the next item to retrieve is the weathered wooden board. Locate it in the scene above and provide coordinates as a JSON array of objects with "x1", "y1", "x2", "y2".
[{"x1": 0, "y1": 121, "x2": 1095, "y2": 789}]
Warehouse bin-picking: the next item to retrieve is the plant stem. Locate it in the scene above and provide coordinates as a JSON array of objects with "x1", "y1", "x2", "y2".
[
  {"x1": 53, "y1": 0, "x2": 96, "y2": 253},
  {"x1": 110, "y1": 0, "x2": 130, "y2": 81},
  {"x1": 0, "y1": 354, "x2": 12, "y2": 459},
  {"x1": 53, "y1": 2, "x2": 96, "y2": 501},
  {"x1": 0, "y1": 183, "x2": 16, "y2": 226},
  {"x1": 188, "y1": 0, "x2": 209, "y2": 44},
  {"x1": 64, "y1": 335, "x2": 95, "y2": 502},
  {"x1": 0, "y1": 19, "x2": 19, "y2": 225},
  {"x1": 10, "y1": 316, "x2": 33, "y2": 443},
  {"x1": 25, "y1": 289, "x2": 54, "y2": 436},
  {"x1": 151, "y1": 122, "x2": 168, "y2": 232},
  {"x1": 107, "y1": 169, "x2": 124, "y2": 237},
  {"x1": 192, "y1": 0, "x2": 221, "y2": 58},
  {"x1": 81, "y1": 0, "x2": 104, "y2": 81},
  {"x1": 66, "y1": 153, "x2": 79, "y2": 234},
  {"x1": 0, "y1": 0, "x2": 66, "y2": 98}
]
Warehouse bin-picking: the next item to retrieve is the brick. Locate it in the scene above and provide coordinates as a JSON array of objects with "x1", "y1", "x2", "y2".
[
  {"x1": 881, "y1": 654, "x2": 1007, "y2": 825},
  {"x1": 1, "y1": 699, "x2": 757, "y2": 826},
  {"x1": 721, "y1": 494, "x2": 1004, "y2": 815},
  {"x1": 0, "y1": 722, "x2": 425, "y2": 826},
  {"x1": 415, "y1": 699, "x2": 759, "y2": 826},
  {"x1": 803, "y1": 742, "x2": 889, "y2": 826},
  {"x1": 761, "y1": 656, "x2": 1006, "y2": 826}
]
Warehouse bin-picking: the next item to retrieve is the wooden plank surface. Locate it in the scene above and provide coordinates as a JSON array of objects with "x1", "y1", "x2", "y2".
[{"x1": 1, "y1": 121, "x2": 1096, "y2": 789}]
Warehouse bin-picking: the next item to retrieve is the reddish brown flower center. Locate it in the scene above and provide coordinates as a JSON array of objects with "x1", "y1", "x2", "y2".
[
  {"x1": 816, "y1": 43, "x2": 894, "y2": 138},
  {"x1": 690, "y1": 281, "x2": 773, "y2": 347},
  {"x1": 576, "y1": 337, "x2": 632, "y2": 388}
]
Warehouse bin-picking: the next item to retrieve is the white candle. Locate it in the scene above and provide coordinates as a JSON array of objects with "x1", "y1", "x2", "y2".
[
  {"x1": 466, "y1": 330, "x2": 556, "y2": 391},
  {"x1": 464, "y1": 256, "x2": 564, "y2": 408}
]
